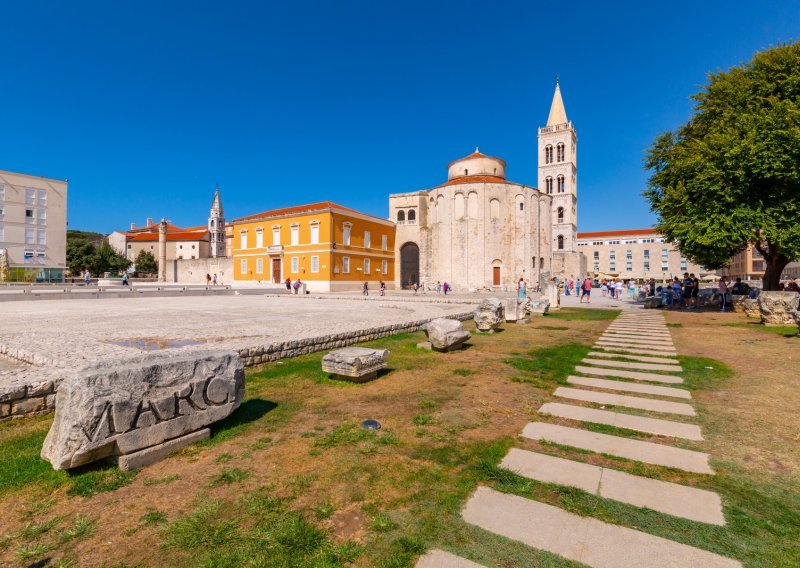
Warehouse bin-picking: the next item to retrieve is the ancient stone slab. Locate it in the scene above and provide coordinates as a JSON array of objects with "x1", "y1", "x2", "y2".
[
  {"x1": 731, "y1": 294, "x2": 747, "y2": 313},
  {"x1": 0, "y1": 383, "x2": 27, "y2": 402},
  {"x1": 539, "y1": 402, "x2": 703, "y2": 440},
  {"x1": 41, "y1": 351, "x2": 244, "y2": 470},
  {"x1": 118, "y1": 428, "x2": 210, "y2": 471},
  {"x1": 424, "y1": 318, "x2": 471, "y2": 352},
  {"x1": 592, "y1": 346, "x2": 678, "y2": 359},
  {"x1": 576, "y1": 365, "x2": 682, "y2": 384},
  {"x1": 582, "y1": 357, "x2": 682, "y2": 373},
  {"x1": 501, "y1": 448, "x2": 724, "y2": 524},
  {"x1": 524, "y1": 299, "x2": 550, "y2": 316},
  {"x1": 522, "y1": 422, "x2": 713, "y2": 473},
  {"x1": 567, "y1": 375, "x2": 690, "y2": 399},
  {"x1": 587, "y1": 351, "x2": 679, "y2": 365},
  {"x1": 415, "y1": 550, "x2": 485, "y2": 568},
  {"x1": 12, "y1": 397, "x2": 46, "y2": 414},
  {"x1": 473, "y1": 298, "x2": 504, "y2": 331},
  {"x1": 554, "y1": 387, "x2": 696, "y2": 416},
  {"x1": 600, "y1": 335, "x2": 674, "y2": 346},
  {"x1": 504, "y1": 298, "x2": 520, "y2": 322},
  {"x1": 321, "y1": 347, "x2": 388, "y2": 381},
  {"x1": 757, "y1": 291, "x2": 800, "y2": 326},
  {"x1": 596, "y1": 340, "x2": 676, "y2": 353}
]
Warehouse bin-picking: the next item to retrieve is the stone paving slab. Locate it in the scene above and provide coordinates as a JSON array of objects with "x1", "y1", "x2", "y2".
[
  {"x1": 593, "y1": 346, "x2": 678, "y2": 358},
  {"x1": 588, "y1": 351, "x2": 680, "y2": 365},
  {"x1": 596, "y1": 340, "x2": 676, "y2": 353},
  {"x1": 575, "y1": 365, "x2": 683, "y2": 384},
  {"x1": 604, "y1": 328, "x2": 670, "y2": 336},
  {"x1": 554, "y1": 387, "x2": 696, "y2": 416},
  {"x1": 522, "y1": 422, "x2": 713, "y2": 473},
  {"x1": 539, "y1": 402, "x2": 703, "y2": 440},
  {"x1": 567, "y1": 375, "x2": 691, "y2": 399},
  {"x1": 582, "y1": 357, "x2": 683, "y2": 373},
  {"x1": 599, "y1": 335, "x2": 674, "y2": 346},
  {"x1": 415, "y1": 550, "x2": 485, "y2": 568},
  {"x1": 462, "y1": 487, "x2": 739, "y2": 567},
  {"x1": 501, "y1": 449, "x2": 724, "y2": 525}
]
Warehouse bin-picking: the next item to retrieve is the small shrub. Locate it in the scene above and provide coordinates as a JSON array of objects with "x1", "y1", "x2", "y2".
[{"x1": 209, "y1": 468, "x2": 250, "y2": 487}]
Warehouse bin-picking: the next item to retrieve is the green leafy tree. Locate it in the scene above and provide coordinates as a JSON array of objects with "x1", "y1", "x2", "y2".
[
  {"x1": 89, "y1": 241, "x2": 131, "y2": 276},
  {"x1": 644, "y1": 42, "x2": 800, "y2": 290},
  {"x1": 66, "y1": 233, "x2": 96, "y2": 275},
  {"x1": 134, "y1": 250, "x2": 158, "y2": 275}
]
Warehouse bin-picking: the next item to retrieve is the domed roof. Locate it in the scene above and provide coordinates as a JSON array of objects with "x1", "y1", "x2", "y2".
[{"x1": 447, "y1": 148, "x2": 507, "y2": 181}]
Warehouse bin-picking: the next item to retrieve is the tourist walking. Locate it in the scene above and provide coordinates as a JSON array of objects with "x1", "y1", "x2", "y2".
[
  {"x1": 413, "y1": 282, "x2": 419, "y2": 295},
  {"x1": 363, "y1": 281, "x2": 369, "y2": 296},
  {"x1": 84, "y1": 270, "x2": 91, "y2": 286},
  {"x1": 380, "y1": 280, "x2": 386, "y2": 296},
  {"x1": 628, "y1": 279, "x2": 636, "y2": 299},
  {"x1": 671, "y1": 277, "x2": 683, "y2": 307},
  {"x1": 212, "y1": 274, "x2": 218, "y2": 286},
  {"x1": 293, "y1": 279, "x2": 301, "y2": 294},
  {"x1": 206, "y1": 273, "x2": 212, "y2": 289},
  {"x1": 719, "y1": 276, "x2": 729, "y2": 312},
  {"x1": 615, "y1": 280, "x2": 624, "y2": 300},
  {"x1": 436, "y1": 281, "x2": 441, "y2": 294},
  {"x1": 517, "y1": 278, "x2": 527, "y2": 300},
  {"x1": 285, "y1": 277, "x2": 292, "y2": 292},
  {"x1": 682, "y1": 272, "x2": 694, "y2": 308},
  {"x1": 580, "y1": 277, "x2": 592, "y2": 303},
  {"x1": 601, "y1": 280, "x2": 608, "y2": 297},
  {"x1": 648, "y1": 277, "x2": 656, "y2": 297},
  {"x1": 443, "y1": 281, "x2": 450, "y2": 295},
  {"x1": 122, "y1": 272, "x2": 129, "y2": 287}
]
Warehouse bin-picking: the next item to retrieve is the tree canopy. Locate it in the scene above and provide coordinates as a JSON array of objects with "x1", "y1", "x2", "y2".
[
  {"x1": 644, "y1": 42, "x2": 800, "y2": 290},
  {"x1": 134, "y1": 249, "x2": 158, "y2": 275},
  {"x1": 66, "y1": 232, "x2": 130, "y2": 276}
]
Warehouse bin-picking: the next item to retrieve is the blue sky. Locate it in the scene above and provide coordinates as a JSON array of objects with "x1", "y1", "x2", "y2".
[{"x1": 2, "y1": 1, "x2": 798, "y2": 233}]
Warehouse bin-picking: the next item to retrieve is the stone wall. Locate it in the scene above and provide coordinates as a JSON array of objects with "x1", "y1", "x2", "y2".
[
  {"x1": 167, "y1": 257, "x2": 234, "y2": 284},
  {"x1": 0, "y1": 372, "x2": 58, "y2": 420}
]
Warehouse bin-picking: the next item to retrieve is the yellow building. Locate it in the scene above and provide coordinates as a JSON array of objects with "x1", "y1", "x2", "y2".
[{"x1": 232, "y1": 201, "x2": 396, "y2": 292}]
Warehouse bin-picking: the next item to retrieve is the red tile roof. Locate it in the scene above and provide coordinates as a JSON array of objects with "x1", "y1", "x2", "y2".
[
  {"x1": 577, "y1": 228, "x2": 658, "y2": 238},
  {"x1": 437, "y1": 175, "x2": 527, "y2": 188},
  {"x1": 233, "y1": 201, "x2": 364, "y2": 223},
  {"x1": 127, "y1": 221, "x2": 184, "y2": 235},
  {"x1": 447, "y1": 151, "x2": 507, "y2": 168},
  {"x1": 128, "y1": 230, "x2": 208, "y2": 242}
]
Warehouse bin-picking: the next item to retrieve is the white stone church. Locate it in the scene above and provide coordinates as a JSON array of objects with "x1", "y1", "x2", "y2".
[{"x1": 389, "y1": 82, "x2": 585, "y2": 290}]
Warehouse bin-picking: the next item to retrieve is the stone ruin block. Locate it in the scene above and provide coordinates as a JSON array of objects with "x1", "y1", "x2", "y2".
[
  {"x1": 757, "y1": 291, "x2": 800, "y2": 326},
  {"x1": 41, "y1": 351, "x2": 244, "y2": 471},
  {"x1": 742, "y1": 298, "x2": 760, "y2": 318},
  {"x1": 731, "y1": 294, "x2": 748, "y2": 313},
  {"x1": 525, "y1": 299, "x2": 550, "y2": 316},
  {"x1": 322, "y1": 347, "x2": 388, "y2": 382},
  {"x1": 424, "y1": 318, "x2": 471, "y2": 352},
  {"x1": 474, "y1": 298, "x2": 504, "y2": 332},
  {"x1": 644, "y1": 296, "x2": 663, "y2": 309}
]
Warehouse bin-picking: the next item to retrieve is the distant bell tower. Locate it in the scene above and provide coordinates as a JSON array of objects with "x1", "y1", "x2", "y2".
[
  {"x1": 209, "y1": 184, "x2": 226, "y2": 258},
  {"x1": 538, "y1": 79, "x2": 578, "y2": 255}
]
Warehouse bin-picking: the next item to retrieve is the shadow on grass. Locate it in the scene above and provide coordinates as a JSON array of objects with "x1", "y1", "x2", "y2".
[
  {"x1": 723, "y1": 321, "x2": 799, "y2": 338},
  {"x1": 208, "y1": 398, "x2": 278, "y2": 441}
]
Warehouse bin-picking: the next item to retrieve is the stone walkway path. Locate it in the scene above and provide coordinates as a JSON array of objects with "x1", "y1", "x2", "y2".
[{"x1": 418, "y1": 310, "x2": 742, "y2": 567}]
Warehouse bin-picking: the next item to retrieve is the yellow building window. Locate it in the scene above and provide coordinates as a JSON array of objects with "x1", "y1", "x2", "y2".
[
  {"x1": 291, "y1": 257, "x2": 299, "y2": 273},
  {"x1": 311, "y1": 256, "x2": 319, "y2": 273},
  {"x1": 364, "y1": 258, "x2": 370, "y2": 274},
  {"x1": 240, "y1": 259, "x2": 247, "y2": 273},
  {"x1": 342, "y1": 256, "x2": 350, "y2": 273},
  {"x1": 256, "y1": 258, "x2": 263, "y2": 273}
]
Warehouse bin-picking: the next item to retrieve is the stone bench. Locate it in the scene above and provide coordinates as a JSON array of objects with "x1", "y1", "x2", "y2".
[{"x1": 321, "y1": 347, "x2": 388, "y2": 382}]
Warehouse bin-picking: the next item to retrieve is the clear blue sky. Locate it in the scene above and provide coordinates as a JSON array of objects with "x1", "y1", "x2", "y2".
[{"x1": 2, "y1": 1, "x2": 798, "y2": 233}]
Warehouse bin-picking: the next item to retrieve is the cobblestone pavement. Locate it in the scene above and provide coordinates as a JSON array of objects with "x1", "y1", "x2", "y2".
[{"x1": 0, "y1": 294, "x2": 473, "y2": 376}]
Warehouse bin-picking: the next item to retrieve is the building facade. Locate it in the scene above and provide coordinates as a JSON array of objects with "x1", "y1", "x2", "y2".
[
  {"x1": 231, "y1": 201, "x2": 395, "y2": 292},
  {"x1": 577, "y1": 229, "x2": 706, "y2": 280},
  {"x1": 389, "y1": 150, "x2": 552, "y2": 291},
  {"x1": 0, "y1": 169, "x2": 68, "y2": 282},
  {"x1": 721, "y1": 245, "x2": 766, "y2": 281}
]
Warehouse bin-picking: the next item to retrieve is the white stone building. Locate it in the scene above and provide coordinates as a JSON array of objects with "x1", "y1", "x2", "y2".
[
  {"x1": 0, "y1": 169, "x2": 68, "y2": 282},
  {"x1": 389, "y1": 149, "x2": 553, "y2": 290}
]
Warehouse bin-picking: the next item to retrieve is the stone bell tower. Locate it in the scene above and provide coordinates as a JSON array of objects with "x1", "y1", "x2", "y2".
[
  {"x1": 538, "y1": 79, "x2": 584, "y2": 276},
  {"x1": 209, "y1": 185, "x2": 226, "y2": 258}
]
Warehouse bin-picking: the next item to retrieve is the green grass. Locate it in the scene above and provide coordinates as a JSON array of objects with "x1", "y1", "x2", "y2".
[
  {"x1": 505, "y1": 342, "x2": 592, "y2": 385},
  {"x1": 545, "y1": 307, "x2": 620, "y2": 321},
  {"x1": 142, "y1": 474, "x2": 181, "y2": 486},
  {"x1": 676, "y1": 355, "x2": 734, "y2": 391},
  {"x1": 314, "y1": 422, "x2": 398, "y2": 449},
  {"x1": 537, "y1": 325, "x2": 569, "y2": 330},
  {"x1": 208, "y1": 467, "x2": 250, "y2": 487},
  {"x1": 723, "y1": 322, "x2": 798, "y2": 337},
  {"x1": 160, "y1": 492, "x2": 361, "y2": 567},
  {"x1": 667, "y1": 322, "x2": 683, "y2": 328}
]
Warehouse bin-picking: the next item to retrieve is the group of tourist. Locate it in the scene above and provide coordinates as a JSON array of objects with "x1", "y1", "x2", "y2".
[
  {"x1": 284, "y1": 277, "x2": 305, "y2": 294},
  {"x1": 362, "y1": 281, "x2": 387, "y2": 296}
]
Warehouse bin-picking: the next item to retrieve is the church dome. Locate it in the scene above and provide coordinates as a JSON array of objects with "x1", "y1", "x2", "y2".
[{"x1": 447, "y1": 148, "x2": 507, "y2": 181}]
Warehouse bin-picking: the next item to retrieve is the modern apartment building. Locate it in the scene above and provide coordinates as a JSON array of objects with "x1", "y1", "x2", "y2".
[
  {"x1": 0, "y1": 169, "x2": 67, "y2": 282},
  {"x1": 721, "y1": 245, "x2": 766, "y2": 281},
  {"x1": 577, "y1": 228, "x2": 705, "y2": 280},
  {"x1": 232, "y1": 201, "x2": 396, "y2": 292}
]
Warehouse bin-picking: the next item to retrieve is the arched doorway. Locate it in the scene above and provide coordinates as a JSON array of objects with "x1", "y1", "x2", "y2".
[
  {"x1": 400, "y1": 242, "x2": 419, "y2": 289},
  {"x1": 491, "y1": 259, "x2": 502, "y2": 287}
]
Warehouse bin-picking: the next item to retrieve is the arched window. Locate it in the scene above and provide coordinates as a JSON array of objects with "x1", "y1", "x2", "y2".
[
  {"x1": 454, "y1": 193, "x2": 465, "y2": 219},
  {"x1": 557, "y1": 175, "x2": 565, "y2": 193},
  {"x1": 557, "y1": 207, "x2": 564, "y2": 223},
  {"x1": 557, "y1": 235, "x2": 564, "y2": 250},
  {"x1": 557, "y1": 143, "x2": 565, "y2": 162},
  {"x1": 397, "y1": 210, "x2": 405, "y2": 223},
  {"x1": 210, "y1": 219, "x2": 215, "y2": 228},
  {"x1": 407, "y1": 209, "x2": 416, "y2": 222},
  {"x1": 489, "y1": 198, "x2": 500, "y2": 219},
  {"x1": 545, "y1": 177, "x2": 553, "y2": 194},
  {"x1": 545, "y1": 145, "x2": 553, "y2": 164},
  {"x1": 467, "y1": 192, "x2": 479, "y2": 218}
]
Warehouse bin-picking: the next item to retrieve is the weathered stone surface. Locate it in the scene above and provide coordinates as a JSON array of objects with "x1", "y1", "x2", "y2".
[
  {"x1": 504, "y1": 298, "x2": 520, "y2": 322},
  {"x1": 473, "y1": 298, "x2": 504, "y2": 331},
  {"x1": 524, "y1": 299, "x2": 550, "y2": 316},
  {"x1": 424, "y1": 318, "x2": 471, "y2": 352},
  {"x1": 791, "y1": 311, "x2": 800, "y2": 335},
  {"x1": 12, "y1": 397, "x2": 46, "y2": 414},
  {"x1": 0, "y1": 383, "x2": 27, "y2": 402},
  {"x1": 118, "y1": 428, "x2": 210, "y2": 471},
  {"x1": 644, "y1": 296, "x2": 663, "y2": 309},
  {"x1": 41, "y1": 351, "x2": 244, "y2": 470},
  {"x1": 743, "y1": 298, "x2": 760, "y2": 318},
  {"x1": 731, "y1": 294, "x2": 748, "y2": 313},
  {"x1": 322, "y1": 347, "x2": 388, "y2": 380},
  {"x1": 757, "y1": 291, "x2": 800, "y2": 325},
  {"x1": 696, "y1": 289, "x2": 720, "y2": 308}
]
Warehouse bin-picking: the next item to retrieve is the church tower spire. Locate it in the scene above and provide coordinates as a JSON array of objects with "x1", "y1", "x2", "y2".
[
  {"x1": 538, "y1": 79, "x2": 581, "y2": 276},
  {"x1": 209, "y1": 184, "x2": 226, "y2": 258}
]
